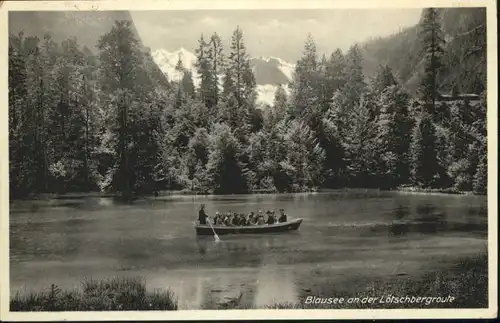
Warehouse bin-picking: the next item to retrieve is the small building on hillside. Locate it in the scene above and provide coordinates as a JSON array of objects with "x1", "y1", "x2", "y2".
[{"x1": 437, "y1": 93, "x2": 481, "y2": 102}]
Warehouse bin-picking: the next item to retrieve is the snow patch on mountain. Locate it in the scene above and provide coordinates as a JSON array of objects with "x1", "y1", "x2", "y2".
[
  {"x1": 256, "y1": 56, "x2": 296, "y2": 80},
  {"x1": 151, "y1": 48, "x2": 295, "y2": 106},
  {"x1": 151, "y1": 48, "x2": 198, "y2": 84}
]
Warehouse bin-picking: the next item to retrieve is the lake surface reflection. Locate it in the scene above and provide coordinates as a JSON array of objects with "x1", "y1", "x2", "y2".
[{"x1": 9, "y1": 191, "x2": 488, "y2": 309}]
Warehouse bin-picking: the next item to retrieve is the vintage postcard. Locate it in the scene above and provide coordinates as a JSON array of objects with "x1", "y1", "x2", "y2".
[{"x1": 0, "y1": 0, "x2": 497, "y2": 320}]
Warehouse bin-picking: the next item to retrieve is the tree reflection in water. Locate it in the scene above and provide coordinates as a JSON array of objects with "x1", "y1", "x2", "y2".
[
  {"x1": 194, "y1": 235, "x2": 299, "y2": 309},
  {"x1": 389, "y1": 204, "x2": 411, "y2": 237}
]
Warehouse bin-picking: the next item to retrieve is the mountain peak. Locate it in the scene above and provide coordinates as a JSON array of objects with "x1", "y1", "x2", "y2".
[{"x1": 151, "y1": 47, "x2": 295, "y2": 106}]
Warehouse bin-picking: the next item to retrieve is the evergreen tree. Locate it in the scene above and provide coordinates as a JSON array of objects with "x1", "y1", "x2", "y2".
[
  {"x1": 221, "y1": 66, "x2": 235, "y2": 99},
  {"x1": 223, "y1": 26, "x2": 257, "y2": 142},
  {"x1": 281, "y1": 120, "x2": 325, "y2": 191},
  {"x1": 27, "y1": 34, "x2": 59, "y2": 193},
  {"x1": 207, "y1": 33, "x2": 225, "y2": 109},
  {"x1": 418, "y1": 8, "x2": 445, "y2": 114},
  {"x1": 290, "y1": 34, "x2": 319, "y2": 118},
  {"x1": 48, "y1": 37, "x2": 98, "y2": 192},
  {"x1": 173, "y1": 60, "x2": 196, "y2": 109},
  {"x1": 8, "y1": 33, "x2": 28, "y2": 197},
  {"x1": 8, "y1": 21, "x2": 487, "y2": 197},
  {"x1": 266, "y1": 84, "x2": 288, "y2": 125},
  {"x1": 181, "y1": 70, "x2": 196, "y2": 99},
  {"x1": 226, "y1": 26, "x2": 256, "y2": 107},
  {"x1": 97, "y1": 20, "x2": 155, "y2": 199},
  {"x1": 322, "y1": 44, "x2": 369, "y2": 188},
  {"x1": 183, "y1": 127, "x2": 210, "y2": 191},
  {"x1": 471, "y1": 91, "x2": 487, "y2": 194},
  {"x1": 376, "y1": 85, "x2": 413, "y2": 186},
  {"x1": 9, "y1": 33, "x2": 41, "y2": 197},
  {"x1": 410, "y1": 112, "x2": 440, "y2": 187},
  {"x1": 323, "y1": 48, "x2": 346, "y2": 107},
  {"x1": 216, "y1": 94, "x2": 240, "y2": 130},
  {"x1": 341, "y1": 97, "x2": 380, "y2": 187},
  {"x1": 341, "y1": 44, "x2": 366, "y2": 105},
  {"x1": 372, "y1": 65, "x2": 398, "y2": 93},
  {"x1": 175, "y1": 53, "x2": 184, "y2": 74},
  {"x1": 206, "y1": 123, "x2": 247, "y2": 194},
  {"x1": 195, "y1": 34, "x2": 213, "y2": 109},
  {"x1": 473, "y1": 153, "x2": 487, "y2": 195}
]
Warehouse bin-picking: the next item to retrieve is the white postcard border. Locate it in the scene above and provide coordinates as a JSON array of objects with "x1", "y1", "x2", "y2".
[{"x1": 0, "y1": 0, "x2": 497, "y2": 320}]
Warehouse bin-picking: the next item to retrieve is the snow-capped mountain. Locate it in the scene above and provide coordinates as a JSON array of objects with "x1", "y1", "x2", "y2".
[
  {"x1": 151, "y1": 47, "x2": 199, "y2": 84},
  {"x1": 251, "y1": 56, "x2": 295, "y2": 82},
  {"x1": 151, "y1": 48, "x2": 295, "y2": 106}
]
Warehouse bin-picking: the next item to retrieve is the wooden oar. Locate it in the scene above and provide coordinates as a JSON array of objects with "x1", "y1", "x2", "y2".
[{"x1": 207, "y1": 216, "x2": 220, "y2": 242}]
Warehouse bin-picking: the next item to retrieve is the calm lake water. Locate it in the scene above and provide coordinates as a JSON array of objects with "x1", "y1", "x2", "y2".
[{"x1": 10, "y1": 191, "x2": 488, "y2": 309}]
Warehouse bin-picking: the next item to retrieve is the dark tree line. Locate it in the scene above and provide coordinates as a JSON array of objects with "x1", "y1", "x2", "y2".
[{"x1": 8, "y1": 10, "x2": 487, "y2": 199}]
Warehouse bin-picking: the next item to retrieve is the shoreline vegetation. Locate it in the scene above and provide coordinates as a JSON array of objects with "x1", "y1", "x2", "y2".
[
  {"x1": 10, "y1": 254, "x2": 488, "y2": 311},
  {"x1": 10, "y1": 186, "x2": 484, "y2": 202},
  {"x1": 9, "y1": 9, "x2": 487, "y2": 202}
]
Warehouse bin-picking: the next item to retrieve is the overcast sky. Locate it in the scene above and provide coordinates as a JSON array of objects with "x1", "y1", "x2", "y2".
[{"x1": 131, "y1": 9, "x2": 422, "y2": 62}]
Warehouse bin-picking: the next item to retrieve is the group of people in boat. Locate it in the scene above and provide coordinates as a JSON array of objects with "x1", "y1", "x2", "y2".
[{"x1": 198, "y1": 204, "x2": 287, "y2": 226}]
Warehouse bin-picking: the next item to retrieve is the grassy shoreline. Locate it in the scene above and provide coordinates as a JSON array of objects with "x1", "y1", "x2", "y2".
[
  {"x1": 396, "y1": 186, "x2": 479, "y2": 196},
  {"x1": 10, "y1": 277, "x2": 178, "y2": 311},
  {"x1": 11, "y1": 254, "x2": 488, "y2": 311}
]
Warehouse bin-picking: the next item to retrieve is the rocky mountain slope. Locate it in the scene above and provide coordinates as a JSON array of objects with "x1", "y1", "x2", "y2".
[{"x1": 361, "y1": 7, "x2": 486, "y2": 95}]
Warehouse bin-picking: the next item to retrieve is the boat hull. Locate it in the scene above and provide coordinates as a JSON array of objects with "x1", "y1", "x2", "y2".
[{"x1": 195, "y1": 218, "x2": 303, "y2": 235}]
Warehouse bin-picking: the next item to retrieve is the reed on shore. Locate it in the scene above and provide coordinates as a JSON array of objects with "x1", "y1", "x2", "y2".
[{"x1": 10, "y1": 277, "x2": 178, "y2": 311}]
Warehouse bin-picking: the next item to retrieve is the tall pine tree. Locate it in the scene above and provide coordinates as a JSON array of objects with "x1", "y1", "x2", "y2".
[
  {"x1": 290, "y1": 34, "x2": 319, "y2": 118},
  {"x1": 223, "y1": 26, "x2": 257, "y2": 142},
  {"x1": 410, "y1": 112, "x2": 440, "y2": 187},
  {"x1": 195, "y1": 34, "x2": 213, "y2": 110},
  {"x1": 97, "y1": 20, "x2": 155, "y2": 199},
  {"x1": 418, "y1": 8, "x2": 445, "y2": 115},
  {"x1": 207, "y1": 33, "x2": 225, "y2": 109},
  {"x1": 342, "y1": 44, "x2": 366, "y2": 105}
]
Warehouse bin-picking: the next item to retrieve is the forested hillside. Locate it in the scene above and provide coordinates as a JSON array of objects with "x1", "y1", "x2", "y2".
[
  {"x1": 9, "y1": 11, "x2": 169, "y2": 87},
  {"x1": 8, "y1": 8, "x2": 488, "y2": 199},
  {"x1": 9, "y1": 11, "x2": 141, "y2": 53},
  {"x1": 362, "y1": 7, "x2": 486, "y2": 95}
]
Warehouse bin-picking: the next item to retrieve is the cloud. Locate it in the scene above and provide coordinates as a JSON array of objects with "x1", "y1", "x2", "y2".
[
  {"x1": 268, "y1": 18, "x2": 285, "y2": 28},
  {"x1": 170, "y1": 17, "x2": 187, "y2": 25},
  {"x1": 256, "y1": 18, "x2": 287, "y2": 31},
  {"x1": 200, "y1": 16, "x2": 225, "y2": 27},
  {"x1": 132, "y1": 9, "x2": 422, "y2": 62},
  {"x1": 303, "y1": 18, "x2": 317, "y2": 25}
]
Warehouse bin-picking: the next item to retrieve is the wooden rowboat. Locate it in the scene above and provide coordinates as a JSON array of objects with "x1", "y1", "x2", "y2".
[{"x1": 194, "y1": 218, "x2": 303, "y2": 236}]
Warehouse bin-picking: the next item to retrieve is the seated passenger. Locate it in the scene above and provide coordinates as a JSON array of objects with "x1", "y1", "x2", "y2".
[
  {"x1": 246, "y1": 213, "x2": 254, "y2": 225},
  {"x1": 266, "y1": 211, "x2": 275, "y2": 225},
  {"x1": 215, "y1": 215, "x2": 224, "y2": 226},
  {"x1": 278, "y1": 209, "x2": 287, "y2": 223},
  {"x1": 232, "y1": 213, "x2": 240, "y2": 226},
  {"x1": 245, "y1": 212, "x2": 253, "y2": 225},
  {"x1": 238, "y1": 214, "x2": 247, "y2": 226},
  {"x1": 272, "y1": 210, "x2": 277, "y2": 222},
  {"x1": 257, "y1": 214, "x2": 266, "y2": 225}
]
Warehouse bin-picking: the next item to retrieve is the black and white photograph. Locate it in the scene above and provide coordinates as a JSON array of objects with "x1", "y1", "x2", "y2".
[{"x1": 1, "y1": 0, "x2": 497, "y2": 320}]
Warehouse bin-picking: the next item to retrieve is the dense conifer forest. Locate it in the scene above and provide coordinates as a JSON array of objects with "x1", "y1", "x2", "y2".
[{"x1": 8, "y1": 9, "x2": 487, "y2": 199}]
